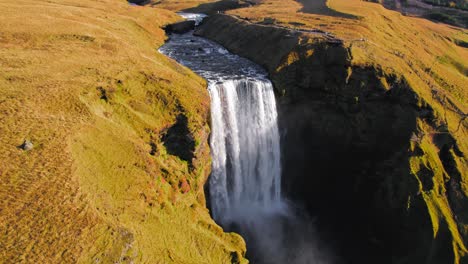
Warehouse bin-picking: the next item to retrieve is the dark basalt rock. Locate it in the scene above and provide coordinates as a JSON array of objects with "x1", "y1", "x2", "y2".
[{"x1": 165, "y1": 20, "x2": 196, "y2": 35}]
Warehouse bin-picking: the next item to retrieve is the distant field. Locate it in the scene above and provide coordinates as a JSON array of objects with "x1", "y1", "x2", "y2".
[
  {"x1": 423, "y1": 0, "x2": 467, "y2": 10},
  {"x1": 372, "y1": 0, "x2": 468, "y2": 27}
]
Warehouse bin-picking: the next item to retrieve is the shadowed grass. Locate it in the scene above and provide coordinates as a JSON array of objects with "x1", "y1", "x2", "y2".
[{"x1": 297, "y1": 0, "x2": 357, "y2": 18}]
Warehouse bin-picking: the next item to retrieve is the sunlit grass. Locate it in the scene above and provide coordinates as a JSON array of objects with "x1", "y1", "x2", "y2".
[{"x1": 0, "y1": 0, "x2": 245, "y2": 262}]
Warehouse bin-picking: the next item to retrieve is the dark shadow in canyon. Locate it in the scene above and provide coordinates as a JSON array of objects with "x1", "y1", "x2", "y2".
[
  {"x1": 296, "y1": 0, "x2": 357, "y2": 19},
  {"x1": 127, "y1": 0, "x2": 150, "y2": 5},
  {"x1": 183, "y1": 0, "x2": 251, "y2": 15}
]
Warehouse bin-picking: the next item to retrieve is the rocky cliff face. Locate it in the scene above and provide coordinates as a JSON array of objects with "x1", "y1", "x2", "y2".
[{"x1": 196, "y1": 14, "x2": 467, "y2": 264}]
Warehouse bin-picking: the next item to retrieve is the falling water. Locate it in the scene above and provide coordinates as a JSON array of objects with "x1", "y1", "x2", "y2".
[
  {"x1": 159, "y1": 15, "x2": 283, "y2": 219},
  {"x1": 208, "y1": 79, "x2": 283, "y2": 221}
]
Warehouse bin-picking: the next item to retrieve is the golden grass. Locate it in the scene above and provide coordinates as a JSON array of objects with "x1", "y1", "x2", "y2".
[
  {"x1": 0, "y1": 0, "x2": 246, "y2": 262},
  {"x1": 410, "y1": 123, "x2": 467, "y2": 262}
]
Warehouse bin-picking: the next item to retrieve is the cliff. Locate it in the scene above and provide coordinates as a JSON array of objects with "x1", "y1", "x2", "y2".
[{"x1": 195, "y1": 4, "x2": 467, "y2": 263}]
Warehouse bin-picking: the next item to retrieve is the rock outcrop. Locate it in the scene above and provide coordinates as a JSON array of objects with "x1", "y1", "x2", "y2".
[
  {"x1": 18, "y1": 140, "x2": 34, "y2": 151},
  {"x1": 164, "y1": 20, "x2": 196, "y2": 34},
  {"x1": 196, "y1": 14, "x2": 467, "y2": 264}
]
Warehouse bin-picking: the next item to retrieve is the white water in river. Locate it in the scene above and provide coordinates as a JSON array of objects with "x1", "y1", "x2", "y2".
[{"x1": 208, "y1": 79, "x2": 283, "y2": 221}]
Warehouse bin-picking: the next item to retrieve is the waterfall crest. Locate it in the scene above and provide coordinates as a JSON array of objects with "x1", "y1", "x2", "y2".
[{"x1": 208, "y1": 79, "x2": 283, "y2": 222}]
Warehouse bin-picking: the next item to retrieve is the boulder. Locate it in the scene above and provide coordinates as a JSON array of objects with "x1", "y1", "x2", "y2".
[{"x1": 19, "y1": 140, "x2": 33, "y2": 151}]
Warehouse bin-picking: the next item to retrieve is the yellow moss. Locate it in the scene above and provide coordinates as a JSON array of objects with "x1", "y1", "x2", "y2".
[
  {"x1": 410, "y1": 126, "x2": 467, "y2": 260},
  {"x1": 276, "y1": 51, "x2": 301, "y2": 72},
  {"x1": 379, "y1": 76, "x2": 390, "y2": 90}
]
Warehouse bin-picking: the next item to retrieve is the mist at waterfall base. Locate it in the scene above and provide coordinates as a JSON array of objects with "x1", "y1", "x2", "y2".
[{"x1": 160, "y1": 15, "x2": 339, "y2": 263}]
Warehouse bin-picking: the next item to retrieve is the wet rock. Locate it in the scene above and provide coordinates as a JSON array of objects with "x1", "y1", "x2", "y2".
[{"x1": 164, "y1": 21, "x2": 196, "y2": 35}]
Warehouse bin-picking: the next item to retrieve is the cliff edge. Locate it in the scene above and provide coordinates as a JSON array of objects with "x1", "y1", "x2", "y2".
[{"x1": 195, "y1": 2, "x2": 467, "y2": 262}]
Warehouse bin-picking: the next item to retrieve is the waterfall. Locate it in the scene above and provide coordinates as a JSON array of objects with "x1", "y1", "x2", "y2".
[
  {"x1": 158, "y1": 14, "x2": 284, "y2": 221},
  {"x1": 208, "y1": 79, "x2": 283, "y2": 222},
  {"x1": 160, "y1": 18, "x2": 336, "y2": 262}
]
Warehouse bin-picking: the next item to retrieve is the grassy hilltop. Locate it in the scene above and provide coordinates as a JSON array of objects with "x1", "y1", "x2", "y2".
[{"x1": 0, "y1": 0, "x2": 246, "y2": 263}]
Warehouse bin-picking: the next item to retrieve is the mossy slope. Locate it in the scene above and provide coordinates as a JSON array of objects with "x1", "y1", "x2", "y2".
[{"x1": 0, "y1": 0, "x2": 246, "y2": 263}]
